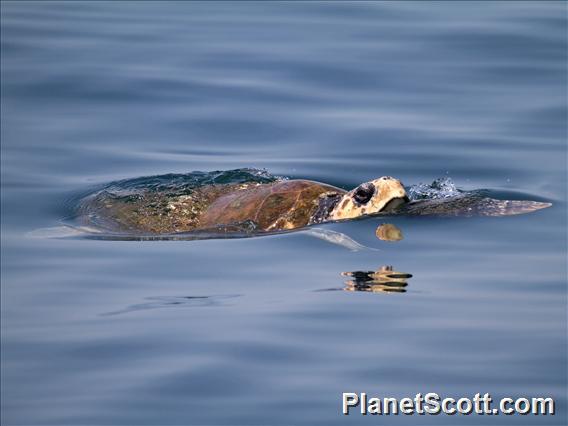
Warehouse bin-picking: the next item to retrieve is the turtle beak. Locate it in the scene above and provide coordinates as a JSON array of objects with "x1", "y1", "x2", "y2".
[{"x1": 382, "y1": 196, "x2": 408, "y2": 212}]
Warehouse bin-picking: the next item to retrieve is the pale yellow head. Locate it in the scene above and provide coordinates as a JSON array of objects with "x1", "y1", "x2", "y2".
[{"x1": 329, "y1": 176, "x2": 408, "y2": 221}]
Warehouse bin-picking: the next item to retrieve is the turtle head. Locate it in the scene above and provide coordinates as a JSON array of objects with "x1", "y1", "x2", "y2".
[{"x1": 328, "y1": 176, "x2": 408, "y2": 221}]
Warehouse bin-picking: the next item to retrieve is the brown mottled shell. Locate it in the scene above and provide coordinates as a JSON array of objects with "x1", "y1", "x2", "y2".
[
  {"x1": 199, "y1": 180, "x2": 345, "y2": 231},
  {"x1": 79, "y1": 179, "x2": 346, "y2": 235}
]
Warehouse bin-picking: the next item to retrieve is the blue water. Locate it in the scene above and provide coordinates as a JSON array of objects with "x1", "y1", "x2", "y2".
[{"x1": 1, "y1": 2, "x2": 566, "y2": 424}]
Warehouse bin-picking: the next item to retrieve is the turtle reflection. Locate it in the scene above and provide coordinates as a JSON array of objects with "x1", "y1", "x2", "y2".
[{"x1": 342, "y1": 265, "x2": 412, "y2": 293}]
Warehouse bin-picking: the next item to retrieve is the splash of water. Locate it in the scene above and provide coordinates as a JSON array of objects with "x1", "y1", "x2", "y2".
[{"x1": 407, "y1": 177, "x2": 462, "y2": 201}]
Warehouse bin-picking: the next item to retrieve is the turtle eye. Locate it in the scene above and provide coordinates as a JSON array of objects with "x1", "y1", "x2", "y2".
[{"x1": 353, "y1": 183, "x2": 375, "y2": 205}]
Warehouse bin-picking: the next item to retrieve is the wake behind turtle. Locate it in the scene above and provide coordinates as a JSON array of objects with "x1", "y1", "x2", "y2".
[{"x1": 73, "y1": 169, "x2": 551, "y2": 238}]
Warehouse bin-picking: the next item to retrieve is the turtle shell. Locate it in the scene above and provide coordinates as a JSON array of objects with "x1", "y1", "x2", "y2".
[
  {"x1": 79, "y1": 179, "x2": 345, "y2": 235},
  {"x1": 199, "y1": 180, "x2": 345, "y2": 231}
]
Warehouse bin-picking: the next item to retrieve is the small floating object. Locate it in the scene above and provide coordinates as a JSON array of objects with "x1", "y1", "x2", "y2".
[
  {"x1": 375, "y1": 223, "x2": 403, "y2": 242},
  {"x1": 342, "y1": 265, "x2": 412, "y2": 293}
]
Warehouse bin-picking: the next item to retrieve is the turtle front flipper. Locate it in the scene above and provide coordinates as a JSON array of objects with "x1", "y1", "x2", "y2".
[
  {"x1": 398, "y1": 196, "x2": 551, "y2": 217},
  {"x1": 473, "y1": 199, "x2": 552, "y2": 217}
]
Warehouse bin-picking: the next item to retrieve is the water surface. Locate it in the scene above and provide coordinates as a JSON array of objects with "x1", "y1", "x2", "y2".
[{"x1": 1, "y1": 2, "x2": 566, "y2": 425}]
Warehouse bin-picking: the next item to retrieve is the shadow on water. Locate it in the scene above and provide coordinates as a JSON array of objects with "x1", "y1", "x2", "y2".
[
  {"x1": 100, "y1": 294, "x2": 242, "y2": 316},
  {"x1": 106, "y1": 264, "x2": 412, "y2": 317}
]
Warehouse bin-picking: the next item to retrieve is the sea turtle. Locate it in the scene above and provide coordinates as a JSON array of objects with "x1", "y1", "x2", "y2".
[
  {"x1": 77, "y1": 175, "x2": 408, "y2": 235},
  {"x1": 70, "y1": 169, "x2": 551, "y2": 240}
]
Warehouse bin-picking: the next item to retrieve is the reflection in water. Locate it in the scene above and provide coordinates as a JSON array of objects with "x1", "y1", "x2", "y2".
[
  {"x1": 342, "y1": 266, "x2": 412, "y2": 293},
  {"x1": 375, "y1": 223, "x2": 404, "y2": 242},
  {"x1": 101, "y1": 294, "x2": 241, "y2": 316}
]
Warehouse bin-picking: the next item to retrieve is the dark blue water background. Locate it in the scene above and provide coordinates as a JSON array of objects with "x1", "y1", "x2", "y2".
[{"x1": 1, "y1": 2, "x2": 566, "y2": 425}]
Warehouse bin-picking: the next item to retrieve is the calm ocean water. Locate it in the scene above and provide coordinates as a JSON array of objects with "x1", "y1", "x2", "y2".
[{"x1": 1, "y1": 1, "x2": 566, "y2": 425}]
